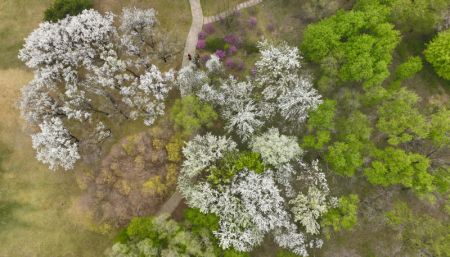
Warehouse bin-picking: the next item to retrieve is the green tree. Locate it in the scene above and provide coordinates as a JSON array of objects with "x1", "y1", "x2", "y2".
[
  {"x1": 301, "y1": 0, "x2": 400, "y2": 88},
  {"x1": 425, "y1": 30, "x2": 450, "y2": 80},
  {"x1": 326, "y1": 138, "x2": 364, "y2": 177},
  {"x1": 428, "y1": 108, "x2": 450, "y2": 148},
  {"x1": 377, "y1": 88, "x2": 428, "y2": 145},
  {"x1": 395, "y1": 56, "x2": 423, "y2": 81},
  {"x1": 109, "y1": 215, "x2": 215, "y2": 257},
  {"x1": 388, "y1": 0, "x2": 450, "y2": 34},
  {"x1": 302, "y1": 100, "x2": 336, "y2": 150},
  {"x1": 207, "y1": 151, "x2": 266, "y2": 185},
  {"x1": 170, "y1": 95, "x2": 218, "y2": 136},
  {"x1": 364, "y1": 147, "x2": 435, "y2": 194},
  {"x1": 326, "y1": 112, "x2": 372, "y2": 176},
  {"x1": 44, "y1": 0, "x2": 93, "y2": 22},
  {"x1": 387, "y1": 202, "x2": 450, "y2": 257},
  {"x1": 184, "y1": 208, "x2": 249, "y2": 257},
  {"x1": 321, "y1": 194, "x2": 359, "y2": 235}
]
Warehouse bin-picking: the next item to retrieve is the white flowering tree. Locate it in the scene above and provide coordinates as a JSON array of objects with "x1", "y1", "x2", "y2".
[
  {"x1": 290, "y1": 160, "x2": 338, "y2": 235},
  {"x1": 251, "y1": 128, "x2": 303, "y2": 167},
  {"x1": 178, "y1": 132, "x2": 334, "y2": 256},
  {"x1": 19, "y1": 8, "x2": 179, "y2": 170},
  {"x1": 186, "y1": 41, "x2": 322, "y2": 141},
  {"x1": 31, "y1": 117, "x2": 80, "y2": 171}
]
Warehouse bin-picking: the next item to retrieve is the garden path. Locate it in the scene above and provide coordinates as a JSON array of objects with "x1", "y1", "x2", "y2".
[
  {"x1": 159, "y1": 0, "x2": 264, "y2": 216},
  {"x1": 181, "y1": 0, "x2": 204, "y2": 67},
  {"x1": 203, "y1": 0, "x2": 263, "y2": 24}
]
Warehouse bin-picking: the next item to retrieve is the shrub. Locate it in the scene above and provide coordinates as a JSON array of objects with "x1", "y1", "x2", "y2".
[
  {"x1": 170, "y1": 95, "x2": 218, "y2": 136},
  {"x1": 228, "y1": 45, "x2": 238, "y2": 55},
  {"x1": 321, "y1": 194, "x2": 359, "y2": 235},
  {"x1": 242, "y1": 42, "x2": 259, "y2": 55},
  {"x1": 424, "y1": 30, "x2": 450, "y2": 80},
  {"x1": 204, "y1": 23, "x2": 215, "y2": 34},
  {"x1": 225, "y1": 58, "x2": 235, "y2": 69},
  {"x1": 395, "y1": 56, "x2": 423, "y2": 81},
  {"x1": 266, "y1": 23, "x2": 276, "y2": 32},
  {"x1": 248, "y1": 17, "x2": 257, "y2": 28},
  {"x1": 215, "y1": 50, "x2": 226, "y2": 59},
  {"x1": 198, "y1": 31, "x2": 207, "y2": 40},
  {"x1": 44, "y1": 0, "x2": 93, "y2": 22},
  {"x1": 205, "y1": 37, "x2": 226, "y2": 52},
  {"x1": 196, "y1": 39, "x2": 206, "y2": 49},
  {"x1": 207, "y1": 151, "x2": 266, "y2": 185},
  {"x1": 224, "y1": 34, "x2": 241, "y2": 46}
]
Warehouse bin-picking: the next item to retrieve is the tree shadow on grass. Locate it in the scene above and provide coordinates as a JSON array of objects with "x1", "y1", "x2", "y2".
[{"x1": 0, "y1": 141, "x2": 31, "y2": 231}]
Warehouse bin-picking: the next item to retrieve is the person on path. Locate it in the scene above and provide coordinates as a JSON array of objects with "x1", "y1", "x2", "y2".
[{"x1": 188, "y1": 54, "x2": 192, "y2": 61}]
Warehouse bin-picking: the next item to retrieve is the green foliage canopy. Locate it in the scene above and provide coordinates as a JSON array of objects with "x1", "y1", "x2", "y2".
[
  {"x1": 387, "y1": 202, "x2": 450, "y2": 257},
  {"x1": 170, "y1": 95, "x2": 218, "y2": 137},
  {"x1": 376, "y1": 88, "x2": 428, "y2": 145},
  {"x1": 425, "y1": 30, "x2": 450, "y2": 80},
  {"x1": 321, "y1": 194, "x2": 360, "y2": 234},
  {"x1": 388, "y1": 0, "x2": 450, "y2": 34},
  {"x1": 302, "y1": 100, "x2": 336, "y2": 150},
  {"x1": 364, "y1": 147, "x2": 434, "y2": 194},
  {"x1": 301, "y1": 0, "x2": 400, "y2": 88},
  {"x1": 44, "y1": 0, "x2": 93, "y2": 22}
]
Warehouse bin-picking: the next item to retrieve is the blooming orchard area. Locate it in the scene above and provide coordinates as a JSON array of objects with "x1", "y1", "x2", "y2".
[{"x1": 10, "y1": 0, "x2": 450, "y2": 256}]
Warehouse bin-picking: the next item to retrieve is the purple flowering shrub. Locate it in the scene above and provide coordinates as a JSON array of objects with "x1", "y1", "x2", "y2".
[
  {"x1": 198, "y1": 31, "x2": 207, "y2": 40},
  {"x1": 266, "y1": 23, "x2": 275, "y2": 32},
  {"x1": 248, "y1": 17, "x2": 257, "y2": 28},
  {"x1": 204, "y1": 23, "x2": 215, "y2": 34},
  {"x1": 200, "y1": 55, "x2": 211, "y2": 64},
  {"x1": 196, "y1": 39, "x2": 206, "y2": 49},
  {"x1": 224, "y1": 34, "x2": 241, "y2": 46},
  {"x1": 225, "y1": 58, "x2": 235, "y2": 69},
  {"x1": 228, "y1": 45, "x2": 238, "y2": 55},
  {"x1": 215, "y1": 50, "x2": 226, "y2": 59}
]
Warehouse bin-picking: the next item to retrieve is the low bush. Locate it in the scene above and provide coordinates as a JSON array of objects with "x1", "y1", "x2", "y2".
[
  {"x1": 205, "y1": 37, "x2": 226, "y2": 52},
  {"x1": 44, "y1": 0, "x2": 93, "y2": 22}
]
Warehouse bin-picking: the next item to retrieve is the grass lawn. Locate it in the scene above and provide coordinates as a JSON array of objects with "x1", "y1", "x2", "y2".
[
  {"x1": 201, "y1": 0, "x2": 247, "y2": 16},
  {"x1": 0, "y1": 0, "x2": 53, "y2": 69},
  {"x1": 0, "y1": 69, "x2": 114, "y2": 257}
]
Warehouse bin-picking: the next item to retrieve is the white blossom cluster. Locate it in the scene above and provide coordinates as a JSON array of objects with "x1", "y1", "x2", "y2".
[
  {"x1": 290, "y1": 160, "x2": 338, "y2": 235},
  {"x1": 183, "y1": 41, "x2": 322, "y2": 141},
  {"x1": 31, "y1": 117, "x2": 80, "y2": 171},
  {"x1": 178, "y1": 133, "x2": 333, "y2": 256},
  {"x1": 19, "y1": 9, "x2": 177, "y2": 170},
  {"x1": 250, "y1": 128, "x2": 303, "y2": 167}
]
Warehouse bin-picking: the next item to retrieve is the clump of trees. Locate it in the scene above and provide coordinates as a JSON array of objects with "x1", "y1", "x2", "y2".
[
  {"x1": 108, "y1": 215, "x2": 216, "y2": 257},
  {"x1": 301, "y1": 0, "x2": 400, "y2": 89},
  {"x1": 75, "y1": 125, "x2": 182, "y2": 228},
  {"x1": 19, "y1": 8, "x2": 180, "y2": 170},
  {"x1": 386, "y1": 202, "x2": 450, "y2": 256},
  {"x1": 44, "y1": 0, "x2": 93, "y2": 22}
]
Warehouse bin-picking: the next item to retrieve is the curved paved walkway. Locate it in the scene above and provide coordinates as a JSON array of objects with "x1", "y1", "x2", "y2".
[
  {"x1": 181, "y1": 0, "x2": 204, "y2": 67},
  {"x1": 203, "y1": 0, "x2": 263, "y2": 24}
]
